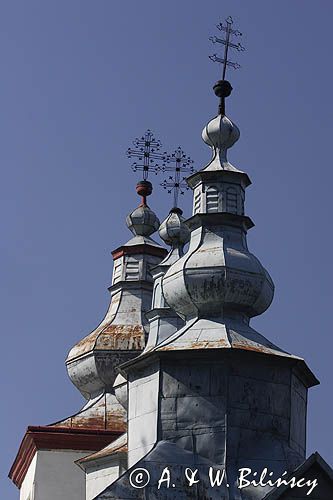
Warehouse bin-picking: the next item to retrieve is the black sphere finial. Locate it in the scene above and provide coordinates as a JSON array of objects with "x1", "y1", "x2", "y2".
[{"x1": 213, "y1": 80, "x2": 233, "y2": 115}]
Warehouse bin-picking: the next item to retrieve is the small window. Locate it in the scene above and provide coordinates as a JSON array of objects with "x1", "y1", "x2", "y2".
[
  {"x1": 206, "y1": 186, "x2": 219, "y2": 213},
  {"x1": 125, "y1": 261, "x2": 140, "y2": 280}
]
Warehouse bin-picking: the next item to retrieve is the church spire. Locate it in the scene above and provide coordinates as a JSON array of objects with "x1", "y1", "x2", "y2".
[
  {"x1": 68, "y1": 21, "x2": 323, "y2": 500},
  {"x1": 160, "y1": 146, "x2": 194, "y2": 208},
  {"x1": 209, "y1": 16, "x2": 245, "y2": 115}
]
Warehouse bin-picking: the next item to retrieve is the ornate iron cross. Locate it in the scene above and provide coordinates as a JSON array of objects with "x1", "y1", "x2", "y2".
[
  {"x1": 160, "y1": 147, "x2": 195, "y2": 208},
  {"x1": 209, "y1": 16, "x2": 244, "y2": 81},
  {"x1": 127, "y1": 129, "x2": 168, "y2": 180}
]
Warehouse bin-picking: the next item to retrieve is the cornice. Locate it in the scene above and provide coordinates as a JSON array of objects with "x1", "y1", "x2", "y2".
[{"x1": 9, "y1": 426, "x2": 121, "y2": 488}]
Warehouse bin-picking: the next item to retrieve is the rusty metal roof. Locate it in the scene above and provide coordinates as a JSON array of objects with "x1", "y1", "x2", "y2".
[
  {"x1": 77, "y1": 432, "x2": 128, "y2": 468},
  {"x1": 50, "y1": 392, "x2": 126, "y2": 432}
]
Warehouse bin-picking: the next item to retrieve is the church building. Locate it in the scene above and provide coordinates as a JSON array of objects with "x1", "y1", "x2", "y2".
[{"x1": 9, "y1": 17, "x2": 333, "y2": 500}]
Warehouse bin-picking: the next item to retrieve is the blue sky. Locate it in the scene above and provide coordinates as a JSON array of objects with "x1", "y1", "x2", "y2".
[{"x1": 1, "y1": 1, "x2": 333, "y2": 498}]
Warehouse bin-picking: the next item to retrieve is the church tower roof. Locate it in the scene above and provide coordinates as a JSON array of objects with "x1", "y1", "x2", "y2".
[
  {"x1": 98, "y1": 19, "x2": 322, "y2": 500},
  {"x1": 65, "y1": 181, "x2": 166, "y2": 404}
]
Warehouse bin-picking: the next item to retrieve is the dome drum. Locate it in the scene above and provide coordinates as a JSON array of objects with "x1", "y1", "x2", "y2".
[
  {"x1": 67, "y1": 350, "x2": 137, "y2": 400},
  {"x1": 162, "y1": 214, "x2": 274, "y2": 322}
]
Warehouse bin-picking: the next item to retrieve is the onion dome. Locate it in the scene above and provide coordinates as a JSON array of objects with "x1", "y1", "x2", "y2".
[
  {"x1": 65, "y1": 180, "x2": 167, "y2": 402},
  {"x1": 201, "y1": 114, "x2": 243, "y2": 172},
  {"x1": 126, "y1": 205, "x2": 160, "y2": 237},
  {"x1": 143, "y1": 207, "x2": 189, "y2": 351},
  {"x1": 158, "y1": 207, "x2": 190, "y2": 248},
  {"x1": 126, "y1": 181, "x2": 160, "y2": 237},
  {"x1": 202, "y1": 114, "x2": 240, "y2": 152},
  {"x1": 162, "y1": 104, "x2": 274, "y2": 324},
  {"x1": 162, "y1": 220, "x2": 274, "y2": 321}
]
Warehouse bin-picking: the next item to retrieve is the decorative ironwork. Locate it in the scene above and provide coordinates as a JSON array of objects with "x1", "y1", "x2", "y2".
[
  {"x1": 209, "y1": 16, "x2": 244, "y2": 80},
  {"x1": 127, "y1": 129, "x2": 168, "y2": 180},
  {"x1": 160, "y1": 147, "x2": 195, "y2": 208}
]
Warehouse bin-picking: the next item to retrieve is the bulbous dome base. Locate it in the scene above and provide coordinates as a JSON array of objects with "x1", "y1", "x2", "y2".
[{"x1": 162, "y1": 213, "x2": 274, "y2": 321}]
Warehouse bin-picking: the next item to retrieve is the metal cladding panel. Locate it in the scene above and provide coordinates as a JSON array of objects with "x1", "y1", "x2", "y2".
[
  {"x1": 127, "y1": 361, "x2": 160, "y2": 468},
  {"x1": 52, "y1": 393, "x2": 126, "y2": 432},
  {"x1": 95, "y1": 352, "x2": 312, "y2": 499},
  {"x1": 162, "y1": 216, "x2": 274, "y2": 320},
  {"x1": 67, "y1": 350, "x2": 140, "y2": 399},
  {"x1": 156, "y1": 353, "x2": 307, "y2": 472}
]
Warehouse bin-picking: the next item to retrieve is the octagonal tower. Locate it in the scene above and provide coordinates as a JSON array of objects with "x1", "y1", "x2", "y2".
[{"x1": 96, "y1": 83, "x2": 320, "y2": 500}]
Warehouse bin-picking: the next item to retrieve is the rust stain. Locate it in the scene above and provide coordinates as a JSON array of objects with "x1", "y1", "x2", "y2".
[
  {"x1": 160, "y1": 339, "x2": 230, "y2": 351},
  {"x1": 67, "y1": 323, "x2": 145, "y2": 361},
  {"x1": 158, "y1": 338, "x2": 278, "y2": 355},
  {"x1": 96, "y1": 324, "x2": 144, "y2": 350},
  {"x1": 53, "y1": 413, "x2": 126, "y2": 432},
  {"x1": 231, "y1": 341, "x2": 276, "y2": 355},
  {"x1": 80, "y1": 440, "x2": 128, "y2": 463},
  {"x1": 67, "y1": 330, "x2": 101, "y2": 360},
  {"x1": 53, "y1": 395, "x2": 127, "y2": 432}
]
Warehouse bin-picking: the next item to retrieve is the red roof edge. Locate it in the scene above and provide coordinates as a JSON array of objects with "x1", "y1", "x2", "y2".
[
  {"x1": 112, "y1": 244, "x2": 167, "y2": 260},
  {"x1": 9, "y1": 425, "x2": 122, "y2": 489}
]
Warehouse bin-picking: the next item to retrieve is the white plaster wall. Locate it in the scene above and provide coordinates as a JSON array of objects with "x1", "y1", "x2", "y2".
[
  {"x1": 21, "y1": 449, "x2": 88, "y2": 500},
  {"x1": 20, "y1": 454, "x2": 37, "y2": 500},
  {"x1": 86, "y1": 462, "x2": 126, "y2": 500}
]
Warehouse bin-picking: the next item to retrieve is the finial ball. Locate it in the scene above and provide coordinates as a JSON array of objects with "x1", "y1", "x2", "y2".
[
  {"x1": 136, "y1": 180, "x2": 152, "y2": 198},
  {"x1": 213, "y1": 80, "x2": 233, "y2": 98}
]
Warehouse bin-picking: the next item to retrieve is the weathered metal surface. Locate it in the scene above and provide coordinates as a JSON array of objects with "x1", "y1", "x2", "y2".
[
  {"x1": 67, "y1": 350, "x2": 142, "y2": 400},
  {"x1": 97, "y1": 441, "x2": 229, "y2": 500},
  {"x1": 113, "y1": 373, "x2": 128, "y2": 410},
  {"x1": 162, "y1": 221, "x2": 274, "y2": 321},
  {"x1": 17, "y1": 78, "x2": 329, "y2": 500},
  {"x1": 18, "y1": 194, "x2": 169, "y2": 500},
  {"x1": 96, "y1": 352, "x2": 315, "y2": 499},
  {"x1": 51, "y1": 393, "x2": 126, "y2": 432},
  {"x1": 161, "y1": 110, "x2": 273, "y2": 328},
  {"x1": 66, "y1": 272, "x2": 156, "y2": 399},
  {"x1": 202, "y1": 113, "x2": 242, "y2": 172},
  {"x1": 153, "y1": 318, "x2": 298, "y2": 360},
  {"x1": 66, "y1": 290, "x2": 147, "y2": 362},
  {"x1": 79, "y1": 433, "x2": 128, "y2": 465},
  {"x1": 92, "y1": 108, "x2": 326, "y2": 500},
  {"x1": 143, "y1": 209, "x2": 190, "y2": 352},
  {"x1": 96, "y1": 324, "x2": 144, "y2": 350}
]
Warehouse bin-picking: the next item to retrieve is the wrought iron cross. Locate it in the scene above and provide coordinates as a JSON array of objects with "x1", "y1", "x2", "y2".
[
  {"x1": 209, "y1": 16, "x2": 244, "y2": 81},
  {"x1": 127, "y1": 129, "x2": 168, "y2": 180},
  {"x1": 160, "y1": 147, "x2": 195, "y2": 208}
]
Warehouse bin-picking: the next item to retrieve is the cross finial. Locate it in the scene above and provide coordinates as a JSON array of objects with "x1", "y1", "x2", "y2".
[
  {"x1": 209, "y1": 16, "x2": 245, "y2": 115},
  {"x1": 160, "y1": 147, "x2": 195, "y2": 208},
  {"x1": 127, "y1": 129, "x2": 168, "y2": 181}
]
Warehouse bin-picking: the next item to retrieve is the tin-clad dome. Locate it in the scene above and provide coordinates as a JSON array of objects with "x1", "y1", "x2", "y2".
[
  {"x1": 162, "y1": 215, "x2": 274, "y2": 321},
  {"x1": 202, "y1": 114, "x2": 240, "y2": 151},
  {"x1": 158, "y1": 207, "x2": 190, "y2": 247},
  {"x1": 126, "y1": 205, "x2": 160, "y2": 237},
  {"x1": 162, "y1": 111, "x2": 274, "y2": 323}
]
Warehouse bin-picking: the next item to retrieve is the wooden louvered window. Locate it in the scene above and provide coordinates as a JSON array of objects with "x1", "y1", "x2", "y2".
[
  {"x1": 206, "y1": 186, "x2": 219, "y2": 213},
  {"x1": 125, "y1": 260, "x2": 140, "y2": 280}
]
